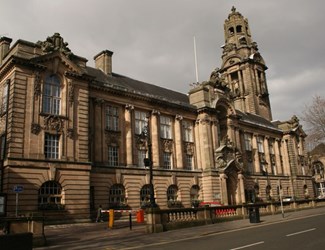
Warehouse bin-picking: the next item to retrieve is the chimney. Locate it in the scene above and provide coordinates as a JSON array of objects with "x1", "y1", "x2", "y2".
[
  {"x1": 0, "y1": 36, "x2": 12, "y2": 65},
  {"x1": 94, "y1": 50, "x2": 113, "y2": 75}
]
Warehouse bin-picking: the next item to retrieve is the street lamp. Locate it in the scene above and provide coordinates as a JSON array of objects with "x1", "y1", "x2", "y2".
[{"x1": 141, "y1": 115, "x2": 156, "y2": 207}]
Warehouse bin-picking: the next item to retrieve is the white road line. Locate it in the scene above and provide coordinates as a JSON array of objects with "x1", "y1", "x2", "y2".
[
  {"x1": 230, "y1": 241, "x2": 264, "y2": 250},
  {"x1": 286, "y1": 228, "x2": 316, "y2": 237}
]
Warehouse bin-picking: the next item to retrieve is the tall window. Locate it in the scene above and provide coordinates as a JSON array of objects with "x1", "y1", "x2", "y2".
[
  {"x1": 244, "y1": 133, "x2": 252, "y2": 151},
  {"x1": 108, "y1": 146, "x2": 119, "y2": 166},
  {"x1": 138, "y1": 150, "x2": 146, "y2": 167},
  {"x1": 38, "y1": 181, "x2": 63, "y2": 210},
  {"x1": 44, "y1": 133, "x2": 59, "y2": 159},
  {"x1": 257, "y1": 136, "x2": 264, "y2": 153},
  {"x1": 185, "y1": 154, "x2": 193, "y2": 170},
  {"x1": 163, "y1": 152, "x2": 172, "y2": 169},
  {"x1": 105, "y1": 105, "x2": 119, "y2": 131},
  {"x1": 1, "y1": 83, "x2": 8, "y2": 114},
  {"x1": 109, "y1": 184, "x2": 126, "y2": 208},
  {"x1": 43, "y1": 75, "x2": 61, "y2": 115},
  {"x1": 135, "y1": 111, "x2": 148, "y2": 135},
  {"x1": 182, "y1": 120, "x2": 193, "y2": 142},
  {"x1": 160, "y1": 116, "x2": 172, "y2": 139}
]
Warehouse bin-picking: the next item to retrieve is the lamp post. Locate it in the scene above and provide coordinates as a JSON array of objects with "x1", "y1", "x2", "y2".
[{"x1": 141, "y1": 115, "x2": 156, "y2": 207}]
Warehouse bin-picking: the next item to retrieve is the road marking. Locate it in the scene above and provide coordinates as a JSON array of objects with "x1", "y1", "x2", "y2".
[
  {"x1": 230, "y1": 241, "x2": 264, "y2": 250},
  {"x1": 286, "y1": 228, "x2": 316, "y2": 237}
]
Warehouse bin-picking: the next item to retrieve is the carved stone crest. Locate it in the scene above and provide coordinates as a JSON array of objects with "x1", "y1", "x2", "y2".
[
  {"x1": 43, "y1": 115, "x2": 64, "y2": 131},
  {"x1": 37, "y1": 33, "x2": 73, "y2": 58},
  {"x1": 31, "y1": 123, "x2": 41, "y2": 135}
]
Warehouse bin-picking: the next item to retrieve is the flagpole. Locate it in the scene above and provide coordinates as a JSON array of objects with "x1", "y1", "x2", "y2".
[{"x1": 193, "y1": 36, "x2": 199, "y2": 84}]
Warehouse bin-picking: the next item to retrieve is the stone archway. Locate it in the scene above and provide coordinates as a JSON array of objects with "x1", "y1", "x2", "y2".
[{"x1": 226, "y1": 171, "x2": 238, "y2": 205}]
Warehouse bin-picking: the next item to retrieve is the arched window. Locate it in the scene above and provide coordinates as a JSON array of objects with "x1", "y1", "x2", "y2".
[
  {"x1": 140, "y1": 184, "x2": 151, "y2": 208},
  {"x1": 43, "y1": 75, "x2": 61, "y2": 115},
  {"x1": 167, "y1": 185, "x2": 181, "y2": 208},
  {"x1": 109, "y1": 184, "x2": 127, "y2": 208},
  {"x1": 236, "y1": 25, "x2": 242, "y2": 33},
  {"x1": 38, "y1": 181, "x2": 63, "y2": 210},
  {"x1": 228, "y1": 27, "x2": 234, "y2": 35},
  {"x1": 190, "y1": 185, "x2": 200, "y2": 207}
]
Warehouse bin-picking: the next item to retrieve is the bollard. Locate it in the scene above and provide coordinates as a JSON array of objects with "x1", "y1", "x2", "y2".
[
  {"x1": 129, "y1": 212, "x2": 132, "y2": 230},
  {"x1": 108, "y1": 209, "x2": 114, "y2": 229}
]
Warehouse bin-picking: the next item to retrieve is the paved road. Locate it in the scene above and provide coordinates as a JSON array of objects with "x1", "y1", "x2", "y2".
[{"x1": 34, "y1": 206, "x2": 325, "y2": 250}]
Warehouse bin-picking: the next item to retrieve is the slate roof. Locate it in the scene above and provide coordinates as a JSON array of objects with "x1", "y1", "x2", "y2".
[
  {"x1": 86, "y1": 66, "x2": 193, "y2": 109},
  {"x1": 236, "y1": 110, "x2": 281, "y2": 132}
]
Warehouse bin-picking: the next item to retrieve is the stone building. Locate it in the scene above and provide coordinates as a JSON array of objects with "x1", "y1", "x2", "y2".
[{"x1": 0, "y1": 7, "x2": 313, "y2": 221}]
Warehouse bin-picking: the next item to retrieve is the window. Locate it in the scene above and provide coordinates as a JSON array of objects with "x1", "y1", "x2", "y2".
[
  {"x1": 138, "y1": 150, "x2": 147, "y2": 167},
  {"x1": 163, "y1": 152, "x2": 172, "y2": 169},
  {"x1": 257, "y1": 136, "x2": 264, "y2": 153},
  {"x1": 105, "y1": 105, "x2": 119, "y2": 131},
  {"x1": 190, "y1": 185, "x2": 200, "y2": 202},
  {"x1": 244, "y1": 133, "x2": 252, "y2": 151},
  {"x1": 0, "y1": 134, "x2": 5, "y2": 160},
  {"x1": 269, "y1": 140, "x2": 274, "y2": 155},
  {"x1": 108, "y1": 146, "x2": 119, "y2": 166},
  {"x1": 38, "y1": 181, "x2": 63, "y2": 210},
  {"x1": 43, "y1": 75, "x2": 61, "y2": 115},
  {"x1": 185, "y1": 154, "x2": 193, "y2": 170},
  {"x1": 1, "y1": 83, "x2": 8, "y2": 114},
  {"x1": 140, "y1": 184, "x2": 151, "y2": 208},
  {"x1": 182, "y1": 120, "x2": 193, "y2": 142},
  {"x1": 109, "y1": 184, "x2": 126, "y2": 208},
  {"x1": 167, "y1": 185, "x2": 178, "y2": 201},
  {"x1": 160, "y1": 116, "x2": 172, "y2": 139},
  {"x1": 236, "y1": 25, "x2": 242, "y2": 33},
  {"x1": 135, "y1": 111, "x2": 148, "y2": 135},
  {"x1": 44, "y1": 133, "x2": 59, "y2": 159}
]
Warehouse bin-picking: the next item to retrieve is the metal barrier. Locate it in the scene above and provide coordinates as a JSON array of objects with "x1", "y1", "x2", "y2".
[{"x1": 101, "y1": 209, "x2": 145, "y2": 230}]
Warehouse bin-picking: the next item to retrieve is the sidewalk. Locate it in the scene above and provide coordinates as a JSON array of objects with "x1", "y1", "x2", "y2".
[{"x1": 35, "y1": 206, "x2": 325, "y2": 250}]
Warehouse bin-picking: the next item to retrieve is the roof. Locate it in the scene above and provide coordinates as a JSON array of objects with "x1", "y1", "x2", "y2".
[
  {"x1": 236, "y1": 110, "x2": 281, "y2": 132},
  {"x1": 86, "y1": 66, "x2": 193, "y2": 108}
]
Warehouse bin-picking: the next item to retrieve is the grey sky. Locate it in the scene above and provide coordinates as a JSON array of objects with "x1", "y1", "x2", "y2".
[{"x1": 1, "y1": 0, "x2": 324, "y2": 122}]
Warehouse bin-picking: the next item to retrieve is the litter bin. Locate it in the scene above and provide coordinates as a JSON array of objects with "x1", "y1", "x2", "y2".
[
  {"x1": 136, "y1": 209, "x2": 144, "y2": 223},
  {"x1": 248, "y1": 207, "x2": 260, "y2": 223}
]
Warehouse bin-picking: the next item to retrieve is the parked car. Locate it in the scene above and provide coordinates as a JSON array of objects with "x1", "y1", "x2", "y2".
[
  {"x1": 199, "y1": 201, "x2": 223, "y2": 207},
  {"x1": 282, "y1": 196, "x2": 294, "y2": 202}
]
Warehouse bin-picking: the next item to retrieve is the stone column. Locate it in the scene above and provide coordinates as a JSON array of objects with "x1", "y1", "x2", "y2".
[
  {"x1": 174, "y1": 114, "x2": 183, "y2": 169},
  {"x1": 125, "y1": 104, "x2": 134, "y2": 166},
  {"x1": 274, "y1": 139, "x2": 282, "y2": 175},
  {"x1": 197, "y1": 113, "x2": 214, "y2": 169},
  {"x1": 264, "y1": 137, "x2": 271, "y2": 174},
  {"x1": 220, "y1": 173, "x2": 228, "y2": 205},
  {"x1": 252, "y1": 134, "x2": 260, "y2": 173},
  {"x1": 194, "y1": 119, "x2": 202, "y2": 169},
  {"x1": 211, "y1": 118, "x2": 219, "y2": 152},
  {"x1": 151, "y1": 110, "x2": 160, "y2": 168},
  {"x1": 238, "y1": 173, "x2": 246, "y2": 204}
]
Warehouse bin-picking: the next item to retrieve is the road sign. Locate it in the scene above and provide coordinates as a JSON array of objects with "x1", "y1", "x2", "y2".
[{"x1": 13, "y1": 185, "x2": 24, "y2": 193}]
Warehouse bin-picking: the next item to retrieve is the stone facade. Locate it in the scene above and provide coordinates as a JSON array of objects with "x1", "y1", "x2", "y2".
[{"x1": 0, "y1": 8, "x2": 314, "y2": 221}]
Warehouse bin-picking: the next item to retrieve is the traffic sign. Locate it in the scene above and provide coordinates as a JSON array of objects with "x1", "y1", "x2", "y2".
[{"x1": 13, "y1": 185, "x2": 24, "y2": 193}]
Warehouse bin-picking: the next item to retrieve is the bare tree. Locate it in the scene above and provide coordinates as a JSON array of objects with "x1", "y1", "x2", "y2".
[{"x1": 301, "y1": 95, "x2": 325, "y2": 148}]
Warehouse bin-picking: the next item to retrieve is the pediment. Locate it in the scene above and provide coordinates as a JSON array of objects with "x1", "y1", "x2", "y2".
[
  {"x1": 222, "y1": 55, "x2": 242, "y2": 68},
  {"x1": 31, "y1": 51, "x2": 85, "y2": 75}
]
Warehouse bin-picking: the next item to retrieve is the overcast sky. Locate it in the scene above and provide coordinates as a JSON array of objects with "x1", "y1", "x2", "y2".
[{"x1": 1, "y1": 0, "x2": 324, "y2": 122}]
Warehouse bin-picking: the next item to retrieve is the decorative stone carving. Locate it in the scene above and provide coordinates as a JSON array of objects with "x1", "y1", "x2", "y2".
[
  {"x1": 31, "y1": 123, "x2": 41, "y2": 135},
  {"x1": 184, "y1": 142, "x2": 194, "y2": 155},
  {"x1": 125, "y1": 104, "x2": 134, "y2": 111},
  {"x1": 34, "y1": 71, "x2": 41, "y2": 99},
  {"x1": 37, "y1": 33, "x2": 73, "y2": 58},
  {"x1": 151, "y1": 109, "x2": 160, "y2": 116},
  {"x1": 105, "y1": 130, "x2": 120, "y2": 145},
  {"x1": 68, "y1": 79, "x2": 74, "y2": 105},
  {"x1": 162, "y1": 139, "x2": 173, "y2": 153},
  {"x1": 67, "y1": 128, "x2": 74, "y2": 139},
  {"x1": 43, "y1": 115, "x2": 64, "y2": 132},
  {"x1": 175, "y1": 114, "x2": 183, "y2": 121},
  {"x1": 94, "y1": 98, "x2": 104, "y2": 106}
]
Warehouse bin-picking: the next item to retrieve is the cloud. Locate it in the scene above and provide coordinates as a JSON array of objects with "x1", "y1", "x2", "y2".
[{"x1": 1, "y1": 0, "x2": 325, "y2": 122}]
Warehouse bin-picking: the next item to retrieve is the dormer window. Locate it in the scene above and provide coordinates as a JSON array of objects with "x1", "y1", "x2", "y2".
[{"x1": 42, "y1": 75, "x2": 61, "y2": 115}]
